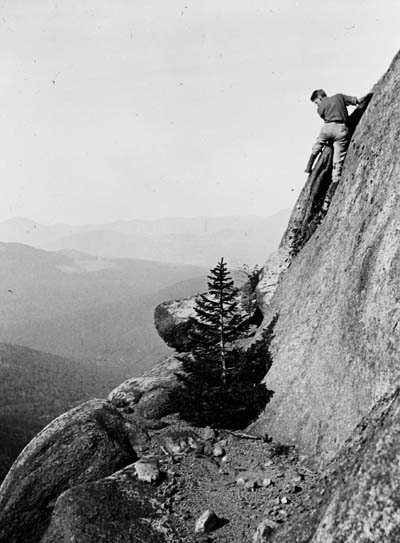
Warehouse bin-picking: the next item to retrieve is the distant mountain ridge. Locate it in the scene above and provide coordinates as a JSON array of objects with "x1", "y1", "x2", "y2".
[
  {"x1": 2, "y1": 274, "x2": 209, "y2": 375},
  {"x1": 0, "y1": 212, "x2": 290, "y2": 267},
  {"x1": 0, "y1": 242, "x2": 205, "y2": 324},
  {"x1": 0, "y1": 242, "x2": 207, "y2": 371}
]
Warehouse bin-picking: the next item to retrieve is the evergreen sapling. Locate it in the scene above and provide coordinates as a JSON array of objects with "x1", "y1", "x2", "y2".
[{"x1": 173, "y1": 258, "x2": 274, "y2": 428}]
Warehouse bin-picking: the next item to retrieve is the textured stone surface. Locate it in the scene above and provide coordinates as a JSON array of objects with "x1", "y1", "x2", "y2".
[
  {"x1": 251, "y1": 51, "x2": 400, "y2": 464},
  {"x1": 0, "y1": 399, "x2": 136, "y2": 543},
  {"x1": 255, "y1": 247, "x2": 292, "y2": 314},
  {"x1": 41, "y1": 465, "x2": 174, "y2": 543},
  {"x1": 134, "y1": 386, "x2": 176, "y2": 420},
  {"x1": 154, "y1": 297, "x2": 198, "y2": 352},
  {"x1": 271, "y1": 388, "x2": 400, "y2": 543},
  {"x1": 108, "y1": 355, "x2": 182, "y2": 419}
]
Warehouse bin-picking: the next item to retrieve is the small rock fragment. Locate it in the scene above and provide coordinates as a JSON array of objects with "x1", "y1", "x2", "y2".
[
  {"x1": 263, "y1": 478, "x2": 273, "y2": 487},
  {"x1": 133, "y1": 461, "x2": 160, "y2": 483},
  {"x1": 292, "y1": 472, "x2": 304, "y2": 483},
  {"x1": 194, "y1": 510, "x2": 219, "y2": 533},
  {"x1": 163, "y1": 484, "x2": 177, "y2": 498},
  {"x1": 163, "y1": 430, "x2": 202, "y2": 456},
  {"x1": 281, "y1": 496, "x2": 290, "y2": 504},
  {"x1": 245, "y1": 479, "x2": 259, "y2": 491},
  {"x1": 193, "y1": 442, "x2": 205, "y2": 455},
  {"x1": 252, "y1": 518, "x2": 279, "y2": 542},
  {"x1": 203, "y1": 426, "x2": 216, "y2": 441},
  {"x1": 143, "y1": 419, "x2": 168, "y2": 430},
  {"x1": 213, "y1": 445, "x2": 225, "y2": 457}
]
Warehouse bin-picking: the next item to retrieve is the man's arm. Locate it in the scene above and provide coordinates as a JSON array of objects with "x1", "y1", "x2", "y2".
[
  {"x1": 342, "y1": 94, "x2": 358, "y2": 106},
  {"x1": 355, "y1": 94, "x2": 372, "y2": 108}
]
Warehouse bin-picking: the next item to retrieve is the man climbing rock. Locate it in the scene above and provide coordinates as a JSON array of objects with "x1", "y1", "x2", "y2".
[{"x1": 305, "y1": 89, "x2": 363, "y2": 211}]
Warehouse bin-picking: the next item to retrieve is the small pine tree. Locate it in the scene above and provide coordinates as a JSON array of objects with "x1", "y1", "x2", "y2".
[
  {"x1": 188, "y1": 257, "x2": 249, "y2": 385},
  {"x1": 172, "y1": 257, "x2": 275, "y2": 429}
]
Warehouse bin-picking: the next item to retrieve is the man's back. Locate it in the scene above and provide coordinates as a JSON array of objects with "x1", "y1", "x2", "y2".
[{"x1": 317, "y1": 93, "x2": 358, "y2": 124}]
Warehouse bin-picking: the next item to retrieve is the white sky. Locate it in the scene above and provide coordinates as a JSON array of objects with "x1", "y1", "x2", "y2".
[{"x1": 1, "y1": 0, "x2": 399, "y2": 224}]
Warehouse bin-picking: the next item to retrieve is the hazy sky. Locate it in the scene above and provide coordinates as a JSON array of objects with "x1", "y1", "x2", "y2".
[{"x1": 1, "y1": 0, "x2": 399, "y2": 224}]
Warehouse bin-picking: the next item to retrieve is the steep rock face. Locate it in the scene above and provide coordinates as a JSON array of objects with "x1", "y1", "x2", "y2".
[
  {"x1": 271, "y1": 387, "x2": 400, "y2": 542},
  {"x1": 41, "y1": 465, "x2": 174, "y2": 543},
  {"x1": 256, "y1": 97, "x2": 372, "y2": 314},
  {"x1": 0, "y1": 399, "x2": 136, "y2": 543},
  {"x1": 251, "y1": 51, "x2": 400, "y2": 464},
  {"x1": 256, "y1": 146, "x2": 332, "y2": 313}
]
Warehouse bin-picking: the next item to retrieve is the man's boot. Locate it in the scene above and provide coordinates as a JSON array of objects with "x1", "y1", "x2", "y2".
[{"x1": 304, "y1": 152, "x2": 319, "y2": 174}]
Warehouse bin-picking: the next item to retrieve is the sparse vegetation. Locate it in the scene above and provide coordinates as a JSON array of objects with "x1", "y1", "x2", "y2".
[
  {"x1": 238, "y1": 263, "x2": 260, "y2": 290},
  {"x1": 237, "y1": 263, "x2": 261, "y2": 317}
]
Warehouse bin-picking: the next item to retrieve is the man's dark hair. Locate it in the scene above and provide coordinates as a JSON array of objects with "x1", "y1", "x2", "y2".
[{"x1": 310, "y1": 89, "x2": 327, "y2": 102}]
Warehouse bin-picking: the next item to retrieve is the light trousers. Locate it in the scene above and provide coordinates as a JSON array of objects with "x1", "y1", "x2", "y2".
[{"x1": 312, "y1": 122, "x2": 349, "y2": 184}]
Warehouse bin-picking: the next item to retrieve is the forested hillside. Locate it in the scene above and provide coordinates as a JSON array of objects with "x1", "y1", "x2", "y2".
[{"x1": 0, "y1": 343, "x2": 122, "y2": 483}]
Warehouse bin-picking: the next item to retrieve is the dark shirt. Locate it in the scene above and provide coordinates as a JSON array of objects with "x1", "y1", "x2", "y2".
[{"x1": 317, "y1": 93, "x2": 358, "y2": 124}]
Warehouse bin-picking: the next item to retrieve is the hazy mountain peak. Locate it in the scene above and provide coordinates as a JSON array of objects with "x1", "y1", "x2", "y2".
[{"x1": 0, "y1": 212, "x2": 291, "y2": 267}]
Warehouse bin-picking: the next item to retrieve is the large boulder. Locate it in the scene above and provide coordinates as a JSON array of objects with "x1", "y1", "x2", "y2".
[
  {"x1": 0, "y1": 399, "x2": 136, "y2": 543},
  {"x1": 108, "y1": 355, "x2": 183, "y2": 420},
  {"x1": 41, "y1": 465, "x2": 175, "y2": 543},
  {"x1": 250, "y1": 51, "x2": 400, "y2": 464},
  {"x1": 154, "y1": 297, "x2": 197, "y2": 351}
]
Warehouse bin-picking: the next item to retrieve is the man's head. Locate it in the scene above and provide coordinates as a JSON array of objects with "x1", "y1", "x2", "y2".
[{"x1": 310, "y1": 89, "x2": 327, "y2": 106}]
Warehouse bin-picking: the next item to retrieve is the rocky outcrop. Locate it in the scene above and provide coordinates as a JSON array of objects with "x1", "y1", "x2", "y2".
[
  {"x1": 108, "y1": 355, "x2": 183, "y2": 420},
  {"x1": 41, "y1": 465, "x2": 175, "y2": 543},
  {"x1": 154, "y1": 298, "x2": 197, "y2": 351},
  {"x1": 251, "y1": 51, "x2": 400, "y2": 464},
  {"x1": 0, "y1": 399, "x2": 136, "y2": 543}
]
